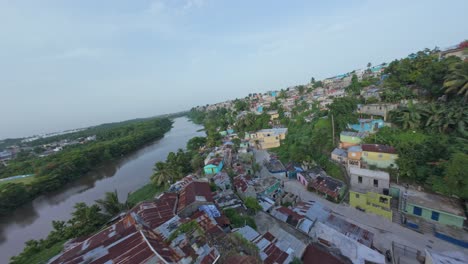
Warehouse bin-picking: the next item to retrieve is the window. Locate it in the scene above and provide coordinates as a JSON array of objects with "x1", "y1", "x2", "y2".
[
  {"x1": 374, "y1": 179, "x2": 378, "y2": 187},
  {"x1": 363, "y1": 152, "x2": 368, "y2": 156},
  {"x1": 413, "y1": 206, "x2": 422, "y2": 216},
  {"x1": 358, "y1": 176, "x2": 362, "y2": 184},
  {"x1": 431, "y1": 211, "x2": 440, "y2": 221},
  {"x1": 379, "y1": 197, "x2": 388, "y2": 204},
  {"x1": 351, "y1": 153, "x2": 356, "y2": 157},
  {"x1": 378, "y1": 154, "x2": 383, "y2": 158},
  {"x1": 355, "y1": 193, "x2": 360, "y2": 198}
]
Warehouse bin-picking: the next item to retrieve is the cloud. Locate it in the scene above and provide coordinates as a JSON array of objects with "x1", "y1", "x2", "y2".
[
  {"x1": 56, "y1": 48, "x2": 101, "y2": 59},
  {"x1": 183, "y1": 0, "x2": 206, "y2": 10}
]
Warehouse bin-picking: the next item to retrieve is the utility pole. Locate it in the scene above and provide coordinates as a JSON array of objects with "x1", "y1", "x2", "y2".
[{"x1": 331, "y1": 114, "x2": 335, "y2": 145}]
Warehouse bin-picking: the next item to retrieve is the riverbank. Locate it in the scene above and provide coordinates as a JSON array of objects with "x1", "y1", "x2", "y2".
[{"x1": 0, "y1": 117, "x2": 205, "y2": 263}]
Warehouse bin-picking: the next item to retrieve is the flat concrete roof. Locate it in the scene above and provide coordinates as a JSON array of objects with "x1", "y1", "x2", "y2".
[
  {"x1": 349, "y1": 167, "x2": 389, "y2": 181},
  {"x1": 404, "y1": 189, "x2": 465, "y2": 218}
]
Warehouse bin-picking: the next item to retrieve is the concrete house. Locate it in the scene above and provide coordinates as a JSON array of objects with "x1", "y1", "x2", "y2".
[
  {"x1": 203, "y1": 158, "x2": 224, "y2": 175},
  {"x1": 331, "y1": 148, "x2": 347, "y2": 164},
  {"x1": 347, "y1": 145, "x2": 362, "y2": 168},
  {"x1": 349, "y1": 167, "x2": 392, "y2": 220},
  {"x1": 361, "y1": 144, "x2": 398, "y2": 169},
  {"x1": 402, "y1": 189, "x2": 466, "y2": 228},
  {"x1": 357, "y1": 103, "x2": 398, "y2": 121},
  {"x1": 251, "y1": 128, "x2": 287, "y2": 149},
  {"x1": 339, "y1": 131, "x2": 368, "y2": 149},
  {"x1": 348, "y1": 119, "x2": 384, "y2": 133}
]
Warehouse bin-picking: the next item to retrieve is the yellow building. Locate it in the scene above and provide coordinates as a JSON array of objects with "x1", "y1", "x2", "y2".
[
  {"x1": 251, "y1": 128, "x2": 287, "y2": 149},
  {"x1": 349, "y1": 190, "x2": 392, "y2": 221},
  {"x1": 267, "y1": 110, "x2": 279, "y2": 120}
]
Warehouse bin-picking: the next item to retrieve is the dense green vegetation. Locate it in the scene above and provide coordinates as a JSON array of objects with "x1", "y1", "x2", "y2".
[
  {"x1": 224, "y1": 208, "x2": 257, "y2": 229},
  {"x1": 366, "y1": 48, "x2": 468, "y2": 198},
  {"x1": 0, "y1": 118, "x2": 173, "y2": 215}
]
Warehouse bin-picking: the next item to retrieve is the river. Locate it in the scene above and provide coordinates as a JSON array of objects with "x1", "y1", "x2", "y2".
[{"x1": 0, "y1": 117, "x2": 204, "y2": 263}]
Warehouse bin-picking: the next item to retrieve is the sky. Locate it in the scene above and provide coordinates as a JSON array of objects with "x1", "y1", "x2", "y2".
[{"x1": 1, "y1": 0, "x2": 467, "y2": 139}]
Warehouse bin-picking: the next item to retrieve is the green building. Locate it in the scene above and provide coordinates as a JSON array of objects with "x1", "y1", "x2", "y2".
[{"x1": 403, "y1": 189, "x2": 466, "y2": 228}]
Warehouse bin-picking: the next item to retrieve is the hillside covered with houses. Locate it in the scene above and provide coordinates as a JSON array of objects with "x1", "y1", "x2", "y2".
[{"x1": 12, "y1": 41, "x2": 468, "y2": 264}]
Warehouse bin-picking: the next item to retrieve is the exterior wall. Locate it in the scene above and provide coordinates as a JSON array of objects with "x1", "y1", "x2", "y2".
[
  {"x1": 331, "y1": 153, "x2": 347, "y2": 163},
  {"x1": 340, "y1": 135, "x2": 363, "y2": 145},
  {"x1": 350, "y1": 191, "x2": 392, "y2": 221},
  {"x1": 340, "y1": 141, "x2": 359, "y2": 149},
  {"x1": 350, "y1": 172, "x2": 389, "y2": 193},
  {"x1": 362, "y1": 151, "x2": 398, "y2": 168},
  {"x1": 269, "y1": 113, "x2": 279, "y2": 120},
  {"x1": 358, "y1": 104, "x2": 398, "y2": 121},
  {"x1": 203, "y1": 161, "x2": 223, "y2": 175},
  {"x1": 404, "y1": 203, "x2": 465, "y2": 228},
  {"x1": 347, "y1": 151, "x2": 362, "y2": 160},
  {"x1": 296, "y1": 173, "x2": 309, "y2": 186}
]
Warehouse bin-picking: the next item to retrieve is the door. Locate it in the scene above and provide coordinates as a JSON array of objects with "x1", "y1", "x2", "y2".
[{"x1": 431, "y1": 211, "x2": 440, "y2": 221}]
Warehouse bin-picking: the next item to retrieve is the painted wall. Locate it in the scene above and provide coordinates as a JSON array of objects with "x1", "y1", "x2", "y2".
[
  {"x1": 362, "y1": 151, "x2": 398, "y2": 169},
  {"x1": 203, "y1": 161, "x2": 224, "y2": 175},
  {"x1": 350, "y1": 191, "x2": 392, "y2": 220},
  {"x1": 405, "y1": 203, "x2": 465, "y2": 228}
]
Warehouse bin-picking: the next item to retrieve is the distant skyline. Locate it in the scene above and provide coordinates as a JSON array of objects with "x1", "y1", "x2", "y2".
[{"x1": 1, "y1": 0, "x2": 467, "y2": 139}]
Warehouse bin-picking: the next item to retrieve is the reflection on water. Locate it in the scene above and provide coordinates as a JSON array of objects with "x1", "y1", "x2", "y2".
[{"x1": 0, "y1": 117, "x2": 204, "y2": 263}]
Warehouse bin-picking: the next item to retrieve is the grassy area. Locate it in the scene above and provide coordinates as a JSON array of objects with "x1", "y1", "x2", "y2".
[
  {"x1": 13, "y1": 240, "x2": 65, "y2": 264},
  {"x1": 323, "y1": 160, "x2": 345, "y2": 182},
  {"x1": 127, "y1": 183, "x2": 164, "y2": 205},
  {"x1": 0, "y1": 175, "x2": 35, "y2": 187}
]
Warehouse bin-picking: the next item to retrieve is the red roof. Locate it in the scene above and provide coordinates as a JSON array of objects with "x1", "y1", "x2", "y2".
[
  {"x1": 302, "y1": 244, "x2": 346, "y2": 264},
  {"x1": 130, "y1": 192, "x2": 177, "y2": 229},
  {"x1": 361, "y1": 144, "x2": 396, "y2": 154},
  {"x1": 177, "y1": 181, "x2": 214, "y2": 213},
  {"x1": 276, "y1": 207, "x2": 304, "y2": 221},
  {"x1": 233, "y1": 176, "x2": 249, "y2": 192}
]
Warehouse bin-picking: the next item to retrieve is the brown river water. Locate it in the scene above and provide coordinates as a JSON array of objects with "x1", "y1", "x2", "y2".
[{"x1": 0, "y1": 117, "x2": 204, "y2": 263}]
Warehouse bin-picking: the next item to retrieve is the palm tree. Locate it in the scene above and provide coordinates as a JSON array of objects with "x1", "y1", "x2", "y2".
[
  {"x1": 96, "y1": 190, "x2": 132, "y2": 216},
  {"x1": 444, "y1": 62, "x2": 468, "y2": 102},
  {"x1": 389, "y1": 101, "x2": 422, "y2": 130},
  {"x1": 151, "y1": 162, "x2": 177, "y2": 186},
  {"x1": 421, "y1": 103, "x2": 445, "y2": 132}
]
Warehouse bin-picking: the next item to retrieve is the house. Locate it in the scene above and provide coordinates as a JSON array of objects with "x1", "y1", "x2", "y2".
[
  {"x1": 357, "y1": 103, "x2": 398, "y2": 121},
  {"x1": 301, "y1": 244, "x2": 351, "y2": 264},
  {"x1": 297, "y1": 167, "x2": 326, "y2": 186},
  {"x1": 349, "y1": 167, "x2": 393, "y2": 220},
  {"x1": 234, "y1": 226, "x2": 295, "y2": 264},
  {"x1": 348, "y1": 119, "x2": 384, "y2": 133},
  {"x1": 361, "y1": 144, "x2": 398, "y2": 169},
  {"x1": 347, "y1": 146, "x2": 362, "y2": 168},
  {"x1": 50, "y1": 192, "x2": 222, "y2": 264},
  {"x1": 309, "y1": 175, "x2": 346, "y2": 203},
  {"x1": 271, "y1": 206, "x2": 305, "y2": 227},
  {"x1": 331, "y1": 148, "x2": 347, "y2": 164},
  {"x1": 233, "y1": 175, "x2": 256, "y2": 199},
  {"x1": 312, "y1": 222, "x2": 385, "y2": 264},
  {"x1": 177, "y1": 181, "x2": 214, "y2": 217},
  {"x1": 439, "y1": 40, "x2": 468, "y2": 61},
  {"x1": 267, "y1": 110, "x2": 279, "y2": 120},
  {"x1": 204, "y1": 158, "x2": 224, "y2": 175},
  {"x1": 349, "y1": 167, "x2": 390, "y2": 193},
  {"x1": 402, "y1": 188, "x2": 466, "y2": 228},
  {"x1": 339, "y1": 131, "x2": 368, "y2": 149},
  {"x1": 251, "y1": 128, "x2": 288, "y2": 149},
  {"x1": 212, "y1": 172, "x2": 231, "y2": 190},
  {"x1": 424, "y1": 249, "x2": 467, "y2": 264},
  {"x1": 254, "y1": 176, "x2": 282, "y2": 198},
  {"x1": 265, "y1": 159, "x2": 287, "y2": 177},
  {"x1": 285, "y1": 162, "x2": 304, "y2": 179}
]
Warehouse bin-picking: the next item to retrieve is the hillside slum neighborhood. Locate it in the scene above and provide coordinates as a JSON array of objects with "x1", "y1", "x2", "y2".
[
  {"x1": 50, "y1": 121, "x2": 467, "y2": 264},
  {"x1": 39, "y1": 43, "x2": 468, "y2": 263}
]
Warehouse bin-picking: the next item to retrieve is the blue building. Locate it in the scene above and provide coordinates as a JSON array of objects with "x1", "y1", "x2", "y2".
[{"x1": 348, "y1": 119, "x2": 384, "y2": 133}]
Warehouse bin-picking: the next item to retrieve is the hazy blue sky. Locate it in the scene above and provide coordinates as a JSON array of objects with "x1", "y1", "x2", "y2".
[{"x1": 1, "y1": 0, "x2": 467, "y2": 139}]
